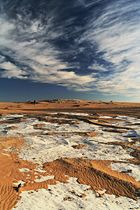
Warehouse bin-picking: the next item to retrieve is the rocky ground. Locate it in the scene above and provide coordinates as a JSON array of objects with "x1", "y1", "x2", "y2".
[{"x1": 0, "y1": 101, "x2": 140, "y2": 210}]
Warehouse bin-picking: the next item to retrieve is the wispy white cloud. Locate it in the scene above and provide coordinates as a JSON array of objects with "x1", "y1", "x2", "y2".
[
  {"x1": 88, "y1": 63, "x2": 107, "y2": 72},
  {"x1": 0, "y1": 0, "x2": 139, "y2": 100},
  {"x1": 76, "y1": 0, "x2": 102, "y2": 8},
  {"x1": 0, "y1": 61, "x2": 27, "y2": 79},
  {"x1": 82, "y1": 0, "x2": 140, "y2": 99},
  {"x1": 0, "y1": 12, "x2": 95, "y2": 90}
]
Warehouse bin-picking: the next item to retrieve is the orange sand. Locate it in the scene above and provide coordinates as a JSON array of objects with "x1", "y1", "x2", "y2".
[
  {"x1": 0, "y1": 135, "x2": 140, "y2": 209},
  {"x1": 0, "y1": 137, "x2": 36, "y2": 210},
  {"x1": 72, "y1": 144, "x2": 86, "y2": 149},
  {"x1": 0, "y1": 101, "x2": 140, "y2": 115},
  {"x1": 44, "y1": 158, "x2": 140, "y2": 200}
]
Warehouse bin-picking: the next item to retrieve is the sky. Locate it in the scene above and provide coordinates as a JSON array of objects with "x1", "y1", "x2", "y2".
[{"x1": 0, "y1": 0, "x2": 140, "y2": 102}]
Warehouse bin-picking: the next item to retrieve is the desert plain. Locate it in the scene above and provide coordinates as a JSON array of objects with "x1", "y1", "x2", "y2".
[{"x1": 0, "y1": 100, "x2": 140, "y2": 210}]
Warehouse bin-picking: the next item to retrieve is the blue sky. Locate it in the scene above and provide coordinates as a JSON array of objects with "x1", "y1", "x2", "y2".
[{"x1": 0, "y1": 0, "x2": 140, "y2": 101}]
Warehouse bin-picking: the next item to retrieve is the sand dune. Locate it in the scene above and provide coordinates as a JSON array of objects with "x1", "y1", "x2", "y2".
[
  {"x1": 0, "y1": 184, "x2": 18, "y2": 210},
  {"x1": 43, "y1": 158, "x2": 140, "y2": 200},
  {"x1": 0, "y1": 100, "x2": 140, "y2": 117},
  {"x1": 0, "y1": 137, "x2": 36, "y2": 210},
  {"x1": 0, "y1": 106, "x2": 140, "y2": 209},
  {"x1": 0, "y1": 135, "x2": 140, "y2": 209}
]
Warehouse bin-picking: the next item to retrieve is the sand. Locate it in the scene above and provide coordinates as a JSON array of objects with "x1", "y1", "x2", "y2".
[
  {"x1": 43, "y1": 158, "x2": 140, "y2": 199},
  {"x1": 0, "y1": 138, "x2": 139, "y2": 209},
  {"x1": 0, "y1": 136, "x2": 41, "y2": 209},
  {"x1": 0, "y1": 100, "x2": 140, "y2": 117},
  {"x1": 0, "y1": 101, "x2": 140, "y2": 209}
]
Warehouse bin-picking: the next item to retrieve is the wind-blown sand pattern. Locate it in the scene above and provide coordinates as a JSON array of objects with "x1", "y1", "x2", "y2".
[
  {"x1": 0, "y1": 101, "x2": 140, "y2": 210},
  {"x1": 0, "y1": 137, "x2": 36, "y2": 210},
  {"x1": 43, "y1": 158, "x2": 140, "y2": 199}
]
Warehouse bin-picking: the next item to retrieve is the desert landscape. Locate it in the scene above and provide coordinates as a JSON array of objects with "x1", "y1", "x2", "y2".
[
  {"x1": 0, "y1": 100, "x2": 140, "y2": 210},
  {"x1": 1, "y1": 0, "x2": 140, "y2": 209}
]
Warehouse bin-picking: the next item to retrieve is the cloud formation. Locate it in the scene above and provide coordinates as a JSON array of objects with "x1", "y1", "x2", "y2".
[
  {"x1": 83, "y1": 0, "x2": 140, "y2": 97},
  {"x1": 0, "y1": 3, "x2": 95, "y2": 91},
  {"x1": 0, "y1": 0, "x2": 139, "y2": 100}
]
